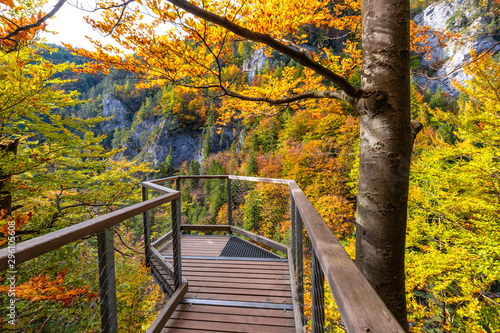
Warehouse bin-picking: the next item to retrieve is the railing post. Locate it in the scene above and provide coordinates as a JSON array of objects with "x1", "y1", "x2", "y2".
[
  {"x1": 312, "y1": 249, "x2": 325, "y2": 333},
  {"x1": 227, "y1": 177, "x2": 233, "y2": 234},
  {"x1": 297, "y1": 211, "x2": 304, "y2": 324},
  {"x1": 97, "y1": 228, "x2": 119, "y2": 333},
  {"x1": 172, "y1": 178, "x2": 182, "y2": 289},
  {"x1": 290, "y1": 192, "x2": 296, "y2": 266},
  {"x1": 142, "y1": 186, "x2": 151, "y2": 267}
]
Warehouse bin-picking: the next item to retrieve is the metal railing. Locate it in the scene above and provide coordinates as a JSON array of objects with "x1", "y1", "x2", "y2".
[
  {"x1": 0, "y1": 174, "x2": 405, "y2": 333},
  {"x1": 0, "y1": 189, "x2": 179, "y2": 332},
  {"x1": 142, "y1": 175, "x2": 405, "y2": 332}
]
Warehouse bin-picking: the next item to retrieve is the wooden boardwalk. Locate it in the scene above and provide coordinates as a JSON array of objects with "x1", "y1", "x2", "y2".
[{"x1": 158, "y1": 235, "x2": 296, "y2": 332}]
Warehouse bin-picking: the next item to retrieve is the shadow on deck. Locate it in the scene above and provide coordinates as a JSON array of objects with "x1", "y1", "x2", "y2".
[{"x1": 153, "y1": 234, "x2": 296, "y2": 333}]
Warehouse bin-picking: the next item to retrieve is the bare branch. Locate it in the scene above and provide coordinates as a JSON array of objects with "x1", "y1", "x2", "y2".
[
  {"x1": 77, "y1": 0, "x2": 135, "y2": 13},
  {"x1": 165, "y1": 0, "x2": 361, "y2": 98},
  {"x1": 114, "y1": 229, "x2": 142, "y2": 254}
]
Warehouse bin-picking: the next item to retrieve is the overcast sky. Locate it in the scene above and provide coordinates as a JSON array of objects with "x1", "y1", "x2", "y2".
[{"x1": 41, "y1": 0, "x2": 118, "y2": 50}]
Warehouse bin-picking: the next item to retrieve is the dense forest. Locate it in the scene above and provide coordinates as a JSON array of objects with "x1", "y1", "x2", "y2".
[{"x1": 1, "y1": 0, "x2": 500, "y2": 331}]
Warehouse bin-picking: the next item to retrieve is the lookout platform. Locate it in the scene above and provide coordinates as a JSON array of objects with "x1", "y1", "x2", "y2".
[{"x1": 153, "y1": 234, "x2": 296, "y2": 333}]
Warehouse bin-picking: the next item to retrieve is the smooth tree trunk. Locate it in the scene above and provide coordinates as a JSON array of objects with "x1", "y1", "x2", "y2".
[{"x1": 355, "y1": 0, "x2": 412, "y2": 329}]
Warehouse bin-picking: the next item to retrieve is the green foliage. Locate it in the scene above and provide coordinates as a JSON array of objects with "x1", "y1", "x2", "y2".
[
  {"x1": 204, "y1": 159, "x2": 227, "y2": 223},
  {"x1": 0, "y1": 45, "x2": 156, "y2": 332},
  {"x1": 203, "y1": 112, "x2": 213, "y2": 159},
  {"x1": 154, "y1": 147, "x2": 175, "y2": 179},
  {"x1": 187, "y1": 160, "x2": 201, "y2": 189},
  {"x1": 246, "y1": 135, "x2": 258, "y2": 176},
  {"x1": 242, "y1": 190, "x2": 262, "y2": 231},
  {"x1": 407, "y1": 53, "x2": 500, "y2": 332}
]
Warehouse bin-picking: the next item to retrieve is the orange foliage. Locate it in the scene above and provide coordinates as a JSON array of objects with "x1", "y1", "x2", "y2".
[
  {"x1": 0, "y1": 268, "x2": 97, "y2": 306},
  {"x1": 411, "y1": 21, "x2": 461, "y2": 61},
  {"x1": 0, "y1": 1, "x2": 47, "y2": 51},
  {"x1": 0, "y1": 210, "x2": 32, "y2": 246}
]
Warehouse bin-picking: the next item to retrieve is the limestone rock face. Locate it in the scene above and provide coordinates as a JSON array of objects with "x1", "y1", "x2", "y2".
[
  {"x1": 115, "y1": 114, "x2": 238, "y2": 168},
  {"x1": 243, "y1": 48, "x2": 268, "y2": 83},
  {"x1": 117, "y1": 116, "x2": 202, "y2": 167},
  {"x1": 101, "y1": 93, "x2": 130, "y2": 132},
  {"x1": 414, "y1": 0, "x2": 500, "y2": 96}
]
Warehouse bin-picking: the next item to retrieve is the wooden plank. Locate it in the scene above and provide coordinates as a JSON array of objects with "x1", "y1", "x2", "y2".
[
  {"x1": 179, "y1": 263, "x2": 289, "y2": 271},
  {"x1": 150, "y1": 260, "x2": 174, "y2": 296},
  {"x1": 0, "y1": 192, "x2": 179, "y2": 272},
  {"x1": 170, "y1": 310, "x2": 295, "y2": 327},
  {"x1": 146, "y1": 282, "x2": 188, "y2": 333},
  {"x1": 182, "y1": 275, "x2": 291, "y2": 285},
  {"x1": 289, "y1": 180, "x2": 404, "y2": 332},
  {"x1": 161, "y1": 329, "x2": 219, "y2": 333},
  {"x1": 188, "y1": 285, "x2": 291, "y2": 298},
  {"x1": 173, "y1": 304, "x2": 294, "y2": 318},
  {"x1": 177, "y1": 258, "x2": 288, "y2": 267},
  {"x1": 150, "y1": 246, "x2": 176, "y2": 280},
  {"x1": 161, "y1": 236, "x2": 230, "y2": 257},
  {"x1": 187, "y1": 280, "x2": 292, "y2": 291},
  {"x1": 184, "y1": 265, "x2": 289, "y2": 272},
  {"x1": 179, "y1": 271, "x2": 289, "y2": 279},
  {"x1": 230, "y1": 227, "x2": 288, "y2": 253},
  {"x1": 180, "y1": 266, "x2": 289, "y2": 275},
  {"x1": 164, "y1": 316, "x2": 295, "y2": 333},
  {"x1": 180, "y1": 225, "x2": 231, "y2": 232},
  {"x1": 183, "y1": 292, "x2": 292, "y2": 304}
]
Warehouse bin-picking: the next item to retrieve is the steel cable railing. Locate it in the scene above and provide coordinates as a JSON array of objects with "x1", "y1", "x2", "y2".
[
  {"x1": 0, "y1": 191, "x2": 178, "y2": 333},
  {"x1": 1, "y1": 175, "x2": 405, "y2": 333},
  {"x1": 146, "y1": 175, "x2": 404, "y2": 332}
]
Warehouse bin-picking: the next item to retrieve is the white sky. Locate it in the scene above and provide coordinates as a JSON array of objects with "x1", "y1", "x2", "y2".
[{"x1": 40, "y1": 0, "x2": 118, "y2": 50}]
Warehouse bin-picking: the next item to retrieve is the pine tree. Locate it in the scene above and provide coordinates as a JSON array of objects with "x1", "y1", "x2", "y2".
[{"x1": 246, "y1": 135, "x2": 258, "y2": 176}]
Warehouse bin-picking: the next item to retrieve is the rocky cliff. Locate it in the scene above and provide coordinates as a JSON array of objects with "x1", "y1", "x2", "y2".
[
  {"x1": 101, "y1": 93, "x2": 131, "y2": 132},
  {"x1": 414, "y1": 0, "x2": 500, "y2": 96},
  {"x1": 102, "y1": 94, "x2": 238, "y2": 168}
]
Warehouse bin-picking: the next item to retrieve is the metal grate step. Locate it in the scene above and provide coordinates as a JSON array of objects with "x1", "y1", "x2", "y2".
[{"x1": 219, "y1": 236, "x2": 282, "y2": 259}]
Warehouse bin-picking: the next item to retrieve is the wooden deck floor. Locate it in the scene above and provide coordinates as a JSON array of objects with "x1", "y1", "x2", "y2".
[{"x1": 158, "y1": 235, "x2": 296, "y2": 333}]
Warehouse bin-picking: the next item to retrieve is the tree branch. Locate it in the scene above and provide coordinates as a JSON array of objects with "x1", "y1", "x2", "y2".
[
  {"x1": 222, "y1": 88, "x2": 356, "y2": 106},
  {"x1": 0, "y1": 0, "x2": 67, "y2": 42},
  {"x1": 165, "y1": 0, "x2": 362, "y2": 98}
]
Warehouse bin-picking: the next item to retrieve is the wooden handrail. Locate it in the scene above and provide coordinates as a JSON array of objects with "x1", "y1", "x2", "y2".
[
  {"x1": 229, "y1": 175, "x2": 291, "y2": 184},
  {"x1": 0, "y1": 192, "x2": 180, "y2": 272},
  {"x1": 288, "y1": 180, "x2": 404, "y2": 332},
  {"x1": 231, "y1": 226, "x2": 288, "y2": 254},
  {"x1": 146, "y1": 281, "x2": 188, "y2": 333},
  {"x1": 151, "y1": 230, "x2": 173, "y2": 249}
]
